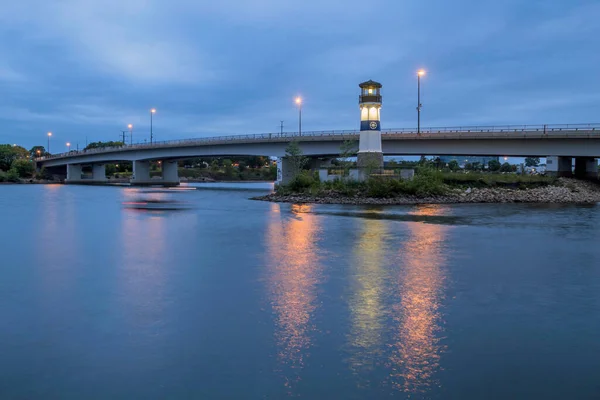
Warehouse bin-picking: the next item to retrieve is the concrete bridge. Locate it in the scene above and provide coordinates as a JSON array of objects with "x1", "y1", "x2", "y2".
[{"x1": 36, "y1": 123, "x2": 600, "y2": 185}]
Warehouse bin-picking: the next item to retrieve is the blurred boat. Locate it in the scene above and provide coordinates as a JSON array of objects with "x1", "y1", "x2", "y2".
[{"x1": 123, "y1": 199, "x2": 192, "y2": 210}]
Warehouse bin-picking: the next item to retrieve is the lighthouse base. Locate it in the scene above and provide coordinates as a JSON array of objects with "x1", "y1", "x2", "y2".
[{"x1": 357, "y1": 152, "x2": 384, "y2": 170}]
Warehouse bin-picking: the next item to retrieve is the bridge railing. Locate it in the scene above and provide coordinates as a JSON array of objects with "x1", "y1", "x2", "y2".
[{"x1": 36, "y1": 123, "x2": 600, "y2": 161}]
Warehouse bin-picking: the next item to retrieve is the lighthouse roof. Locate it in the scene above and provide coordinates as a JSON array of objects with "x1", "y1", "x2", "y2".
[{"x1": 359, "y1": 79, "x2": 382, "y2": 88}]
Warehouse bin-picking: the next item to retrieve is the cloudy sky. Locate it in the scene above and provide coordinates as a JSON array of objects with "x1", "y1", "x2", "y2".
[{"x1": 1, "y1": 0, "x2": 599, "y2": 149}]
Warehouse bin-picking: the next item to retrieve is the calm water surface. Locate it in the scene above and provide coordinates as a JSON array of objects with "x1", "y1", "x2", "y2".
[{"x1": 1, "y1": 183, "x2": 600, "y2": 399}]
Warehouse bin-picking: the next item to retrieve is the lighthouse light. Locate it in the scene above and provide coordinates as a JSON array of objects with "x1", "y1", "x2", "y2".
[
  {"x1": 361, "y1": 107, "x2": 369, "y2": 121},
  {"x1": 369, "y1": 107, "x2": 378, "y2": 120}
]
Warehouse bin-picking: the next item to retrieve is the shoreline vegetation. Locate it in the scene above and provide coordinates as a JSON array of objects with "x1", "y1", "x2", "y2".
[
  {"x1": 253, "y1": 140, "x2": 600, "y2": 205},
  {"x1": 253, "y1": 169, "x2": 600, "y2": 205}
]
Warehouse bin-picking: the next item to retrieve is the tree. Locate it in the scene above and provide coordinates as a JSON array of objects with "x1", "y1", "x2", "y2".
[
  {"x1": 210, "y1": 160, "x2": 220, "y2": 173},
  {"x1": 285, "y1": 141, "x2": 308, "y2": 179},
  {"x1": 84, "y1": 141, "x2": 124, "y2": 151},
  {"x1": 223, "y1": 159, "x2": 235, "y2": 178},
  {"x1": 30, "y1": 146, "x2": 48, "y2": 158},
  {"x1": 266, "y1": 164, "x2": 277, "y2": 181},
  {"x1": 448, "y1": 160, "x2": 460, "y2": 171},
  {"x1": 525, "y1": 157, "x2": 540, "y2": 167},
  {"x1": 488, "y1": 159, "x2": 501, "y2": 172},
  {"x1": 105, "y1": 164, "x2": 117, "y2": 176},
  {"x1": 11, "y1": 159, "x2": 35, "y2": 178},
  {"x1": 500, "y1": 162, "x2": 513, "y2": 173},
  {"x1": 339, "y1": 140, "x2": 358, "y2": 176},
  {"x1": 0, "y1": 145, "x2": 29, "y2": 171}
]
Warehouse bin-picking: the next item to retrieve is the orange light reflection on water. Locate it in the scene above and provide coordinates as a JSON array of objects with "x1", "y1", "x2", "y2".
[
  {"x1": 347, "y1": 217, "x2": 389, "y2": 381},
  {"x1": 389, "y1": 204, "x2": 449, "y2": 394},
  {"x1": 265, "y1": 203, "x2": 323, "y2": 391}
]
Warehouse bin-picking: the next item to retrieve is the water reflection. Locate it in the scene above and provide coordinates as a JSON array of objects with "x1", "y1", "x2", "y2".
[
  {"x1": 389, "y1": 205, "x2": 449, "y2": 394},
  {"x1": 347, "y1": 217, "x2": 389, "y2": 382},
  {"x1": 36, "y1": 185, "x2": 78, "y2": 294},
  {"x1": 118, "y1": 210, "x2": 167, "y2": 334},
  {"x1": 265, "y1": 203, "x2": 323, "y2": 392}
]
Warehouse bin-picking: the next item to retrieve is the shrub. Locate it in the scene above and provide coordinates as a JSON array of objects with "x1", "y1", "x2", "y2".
[
  {"x1": 6, "y1": 168, "x2": 20, "y2": 182},
  {"x1": 11, "y1": 159, "x2": 35, "y2": 178},
  {"x1": 366, "y1": 178, "x2": 394, "y2": 198},
  {"x1": 37, "y1": 167, "x2": 54, "y2": 180},
  {"x1": 405, "y1": 168, "x2": 447, "y2": 196},
  {"x1": 287, "y1": 172, "x2": 316, "y2": 192}
]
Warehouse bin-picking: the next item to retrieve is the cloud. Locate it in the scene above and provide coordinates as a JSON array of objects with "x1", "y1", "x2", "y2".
[
  {"x1": 0, "y1": 0, "x2": 600, "y2": 148},
  {"x1": 0, "y1": 1, "x2": 217, "y2": 85},
  {"x1": 0, "y1": 64, "x2": 26, "y2": 82}
]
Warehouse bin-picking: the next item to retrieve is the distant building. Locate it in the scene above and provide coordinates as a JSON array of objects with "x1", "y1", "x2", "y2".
[{"x1": 439, "y1": 156, "x2": 499, "y2": 167}]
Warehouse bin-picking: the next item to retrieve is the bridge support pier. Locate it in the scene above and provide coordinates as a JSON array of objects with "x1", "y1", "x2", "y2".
[
  {"x1": 131, "y1": 160, "x2": 151, "y2": 184},
  {"x1": 574, "y1": 157, "x2": 598, "y2": 179},
  {"x1": 276, "y1": 157, "x2": 294, "y2": 185},
  {"x1": 130, "y1": 160, "x2": 179, "y2": 186},
  {"x1": 546, "y1": 156, "x2": 572, "y2": 177},
  {"x1": 66, "y1": 164, "x2": 83, "y2": 183},
  {"x1": 92, "y1": 164, "x2": 107, "y2": 182},
  {"x1": 162, "y1": 161, "x2": 180, "y2": 184}
]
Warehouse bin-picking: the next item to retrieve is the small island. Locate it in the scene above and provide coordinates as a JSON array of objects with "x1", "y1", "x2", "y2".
[
  {"x1": 255, "y1": 173, "x2": 600, "y2": 205},
  {"x1": 254, "y1": 143, "x2": 600, "y2": 205}
]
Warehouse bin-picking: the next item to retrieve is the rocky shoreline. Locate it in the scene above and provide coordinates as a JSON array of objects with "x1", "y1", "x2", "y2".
[{"x1": 252, "y1": 178, "x2": 600, "y2": 205}]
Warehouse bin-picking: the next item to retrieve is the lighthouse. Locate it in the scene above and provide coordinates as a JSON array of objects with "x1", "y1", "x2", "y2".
[{"x1": 357, "y1": 80, "x2": 383, "y2": 169}]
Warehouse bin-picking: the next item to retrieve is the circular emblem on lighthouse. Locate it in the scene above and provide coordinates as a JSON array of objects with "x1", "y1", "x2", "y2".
[{"x1": 369, "y1": 121, "x2": 378, "y2": 130}]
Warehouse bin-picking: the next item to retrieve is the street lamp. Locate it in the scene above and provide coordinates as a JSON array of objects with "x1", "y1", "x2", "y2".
[
  {"x1": 128, "y1": 124, "x2": 133, "y2": 145},
  {"x1": 417, "y1": 70, "x2": 425, "y2": 134},
  {"x1": 66, "y1": 142, "x2": 71, "y2": 152},
  {"x1": 295, "y1": 97, "x2": 302, "y2": 136},
  {"x1": 150, "y1": 108, "x2": 156, "y2": 144},
  {"x1": 47, "y1": 132, "x2": 52, "y2": 153}
]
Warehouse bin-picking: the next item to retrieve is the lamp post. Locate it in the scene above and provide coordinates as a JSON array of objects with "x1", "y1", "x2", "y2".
[
  {"x1": 150, "y1": 109, "x2": 156, "y2": 144},
  {"x1": 47, "y1": 132, "x2": 52, "y2": 153},
  {"x1": 295, "y1": 97, "x2": 302, "y2": 136},
  {"x1": 66, "y1": 142, "x2": 71, "y2": 153},
  {"x1": 417, "y1": 70, "x2": 425, "y2": 134},
  {"x1": 128, "y1": 124, "x2": 133, "y2": 145}
]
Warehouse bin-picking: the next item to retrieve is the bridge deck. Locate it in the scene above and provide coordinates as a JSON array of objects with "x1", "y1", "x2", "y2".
[{"x1": 37, "y1": 123, "x2": 600, "y2": 163}]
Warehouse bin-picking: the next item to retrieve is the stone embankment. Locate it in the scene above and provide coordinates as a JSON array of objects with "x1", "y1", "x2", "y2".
[{"x1": 253, "y1": 178, "x2": 600, "y2": 205}]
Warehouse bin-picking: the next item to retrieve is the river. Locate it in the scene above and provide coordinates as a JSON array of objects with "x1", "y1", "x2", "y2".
[{"x1": 1, "y1": 183, "x2": 600, "y2": 399}]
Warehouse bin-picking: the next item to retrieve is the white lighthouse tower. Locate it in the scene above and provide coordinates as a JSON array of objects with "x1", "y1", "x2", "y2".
[{"x1": 357, "y1": 80, "x2": 383, "y2": 169}]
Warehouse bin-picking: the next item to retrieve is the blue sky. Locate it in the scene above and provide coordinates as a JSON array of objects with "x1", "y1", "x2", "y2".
[{"x1": 1, "y1": 0, "x2": 599, "y2": 150}]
